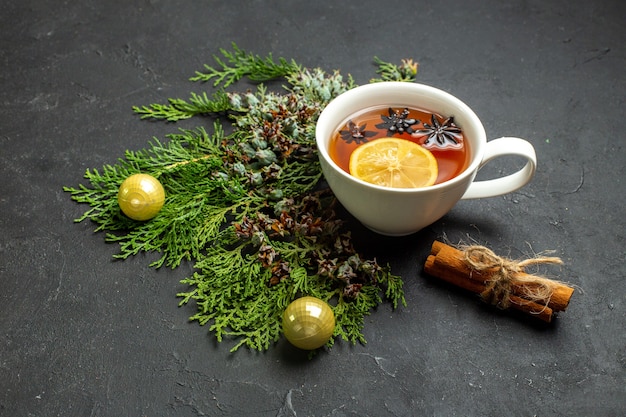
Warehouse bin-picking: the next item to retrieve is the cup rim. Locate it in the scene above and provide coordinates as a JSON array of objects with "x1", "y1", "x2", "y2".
[{"x1": 315, "y1": 81, "x2": 486, "y2": 193}]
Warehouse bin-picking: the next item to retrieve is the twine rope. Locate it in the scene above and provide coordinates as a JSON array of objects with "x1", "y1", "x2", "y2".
[{"x1": 462, "y1": 245, "x2": 563, "y2": 309}]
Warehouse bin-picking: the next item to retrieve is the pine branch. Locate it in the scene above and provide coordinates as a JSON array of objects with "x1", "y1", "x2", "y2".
[
  {"x1": 65, "y1": 47, "x2": 416, "y2": 351},
  {"x1": 65, "y1": 125, "x2": 251, "y2": 268},
  {"x1": 370, "y1": 56, "x2": 419, "y2": 83},
  {"x1": 132, "y1": 91, "x2": 232, "y2": 121},
  {"x1": 190, "y1": 42, "x2": 301, "y2": 87}
]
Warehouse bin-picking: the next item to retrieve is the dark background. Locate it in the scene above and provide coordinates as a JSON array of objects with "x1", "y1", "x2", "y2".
[{"x1": 1, "y1": 1, "x2": 624, "y2": 416}]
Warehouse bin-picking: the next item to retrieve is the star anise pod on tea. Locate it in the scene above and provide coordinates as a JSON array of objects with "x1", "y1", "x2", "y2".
[
  {"x1": 417, "y1": 114, "x2": 463, "y2": 147},
  {"x1": 376, "y1": 107, "x2": 418, "y2": 135},
  {"x1": 339, "y1": 120, "x2": 377, "y2": 144}
]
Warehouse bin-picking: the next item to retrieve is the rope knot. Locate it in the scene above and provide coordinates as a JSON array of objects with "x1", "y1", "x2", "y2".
[{"x1": 462, "y1": 245, "x2": 563, "y2": 309}]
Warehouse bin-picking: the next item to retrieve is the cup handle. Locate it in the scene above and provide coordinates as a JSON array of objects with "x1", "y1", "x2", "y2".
[{"x1": 461, "y1": 137, "x2": 537, "y2": 200}]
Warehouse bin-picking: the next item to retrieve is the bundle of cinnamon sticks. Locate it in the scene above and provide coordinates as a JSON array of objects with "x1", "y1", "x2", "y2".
[{"x1": 424, "y1": 241, "x2": 574, "y2": 322}]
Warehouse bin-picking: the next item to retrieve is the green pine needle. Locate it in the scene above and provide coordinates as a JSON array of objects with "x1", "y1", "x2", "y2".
[
  {"x1": 132, "y1": 91, "x2": 232, "y2": 121},
  {"x1": 370, "y1": 56, "x2": 419, "y2": 83},
  {"x1": 65, "y1": 44, "x2": 416, "y2": 352},
  {"x1": 190, "y1": 42, "x2": 301, "y2": 87}
]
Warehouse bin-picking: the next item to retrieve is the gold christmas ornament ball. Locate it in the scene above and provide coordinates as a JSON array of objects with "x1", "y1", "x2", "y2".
[
  {"x1": 117, "y1": 174, "x2": 165, "y2": 221},
  {"x1": 282, "y1": 296, "x2": 335, "y2": 350}
]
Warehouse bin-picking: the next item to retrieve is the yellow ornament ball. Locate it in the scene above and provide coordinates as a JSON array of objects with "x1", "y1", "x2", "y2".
[
  {"x1": 283, "y1": 296, "x2": 335, "y2": 350},
  {"x1": 117, "y1": 174, "x2": 165, "y2": 221}
]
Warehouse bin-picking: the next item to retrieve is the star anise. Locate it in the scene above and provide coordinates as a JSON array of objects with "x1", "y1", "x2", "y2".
[
  {"x1": 339, "y1": 120, "x2": 377, "y2": 144},
  {"x1": 417, "y1": 114, "x2": 463, "y2": 147},
  {"x1": 375, "y1": 107, "x2": 418, "y2": 135}
]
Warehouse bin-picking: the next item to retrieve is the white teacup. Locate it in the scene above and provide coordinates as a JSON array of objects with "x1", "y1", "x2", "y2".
[{"x1": 315, "y1": 82, "x2": 537, "y2": 236}]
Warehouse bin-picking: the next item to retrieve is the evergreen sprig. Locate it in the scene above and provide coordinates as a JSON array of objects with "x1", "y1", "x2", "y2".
[
  {"x1": 190, "y1": 42, "x2": 300, "y2": 86},
  {"x1": 65, "y1": 44, "x2": 416, "y2": 352},
  {"x1": 132, "y1": 91, "x2": 232, "y2": 121},
  {"x1": 370, "y1": 56, "x2": 419, "y2": 83}
]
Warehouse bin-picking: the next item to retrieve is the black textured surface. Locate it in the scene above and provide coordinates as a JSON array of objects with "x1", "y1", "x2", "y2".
[{"x1": 1, "y1": 1, "x2": 625, "y2": 416}]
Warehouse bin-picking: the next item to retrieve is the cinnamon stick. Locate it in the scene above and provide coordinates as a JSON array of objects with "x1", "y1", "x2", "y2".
[
  {"x1": 424, "y1": 241, "x2": 575, "y2": 322},
  {"x1": 424, "y1": 254, "x2": 554, "y2": 322}
]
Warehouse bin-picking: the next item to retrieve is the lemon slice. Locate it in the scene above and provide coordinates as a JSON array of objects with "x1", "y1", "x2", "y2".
[{"x1": 349, "y1": 137, "x2": 438, "y2": 188}]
